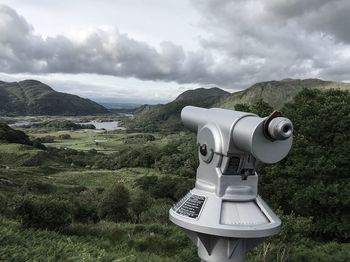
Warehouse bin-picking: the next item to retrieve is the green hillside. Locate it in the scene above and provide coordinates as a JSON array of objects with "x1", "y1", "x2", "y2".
[
  {"x1": 0, "y1": 80, "x2": 109, "y2": 115},
  {"x1": 174, "y1": 87, "x2": 228, "y2": 101},
  {"x1": 218, "y1": 78, "x2": 350, "y2": 109},
  {"x1": 128, "y1": 87, "x2": 229, "y2": 132},
  {"x1": 128, "y1": 79, "x2": 350, "y2": 132},
  {"x1": 0, "y1": 88, "x2": 349, "y2": 261}
]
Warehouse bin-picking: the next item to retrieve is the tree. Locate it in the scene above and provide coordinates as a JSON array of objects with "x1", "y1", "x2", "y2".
[
  {"x1": 15, "y1": 194, "x2": 72, "y2": 230},
  {"x1": 99, "y1": 183, "x2": 130, "y2": 222},
  {"x1": 0, "y1": 193, "x2": 8, "y2": 215},
  {"x1": 250, "y1": 99, "x2": 274, "y2": 116},
  {"x1": 130, "y1": 191, "x2": 153, "y2": 223},
  {"x1": 259, "y1": 88, "x2": 350, "y2": 240},
  {"x1": 0, "y1": 123, "x2": 32, "y2": 145},
  {"x1": 234, "y1": 103, "x2": 251, "y2": 112},
  {"x1": 234, "y1": 100, "x2": 274, "y2": 116},
  {"x1": 73, "y1": 189, "x2": 100, "y2": 223}
]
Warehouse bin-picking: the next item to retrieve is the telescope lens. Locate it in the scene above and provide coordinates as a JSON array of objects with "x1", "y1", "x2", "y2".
[
  {"x1": 268, "y1": 117, "x2": 293, "y2": 141},
  {"x1": 283, "y1": 125, "x2": 289, "y2": 133},
  {"x1": 199, "y1": 144, "x2": 208, "y2": 156}
]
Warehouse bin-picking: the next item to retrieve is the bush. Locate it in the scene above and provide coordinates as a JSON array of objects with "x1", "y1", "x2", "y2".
[
  {"x1": 135, "y1": 176, "x2": 194, "y2": 201},
  {"x1": 73, "y1": 202, "x2": 99, "y2": 224},
  {"x1": 99, "y1": 184, "x2": 130, "y2": 222},
  {"x1": 58, "y1": 134, "x2": 71, "y2": 139},
  {"x1": 122, "y1": 134, "x2": 156, "y2": 144},
  {"x1": 0, "y1": 193, "x2": 8, "y2": 215},
  {"x1": 73, "y1": 189, "x2": 100, "y2": 223},
  {"x1": 259, "y1": 89, "x2": 350, "y2": 240},
  {"x1": 20, "y1": 181, "x2": 57, "y2": 194},
  {"x1": 130, "y1": 191, "x2": 154, "y2": 223},
  {"x1": 142, "y1": 199, "x2": 172, "y2": 224},
  {"x1": 36, "y1": 135, "x2": 56, "y2": 143},
  {"x1": 0, "y1": 123, "x2": 32, "y2": 145},
  {"x1": 289, "y1": 241, "x2": 350, "y2": 262},
  {"x1": 15, "y1": 194, "x2": 72, "y2": 230},
  {"x1": 34, "y1": 120, "x2": 95, "y2": 130}
]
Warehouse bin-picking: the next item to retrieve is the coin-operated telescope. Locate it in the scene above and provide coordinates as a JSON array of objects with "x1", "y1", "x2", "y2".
[{"x1": 169, "y1": 106, "x2": 293, "y2": 262}]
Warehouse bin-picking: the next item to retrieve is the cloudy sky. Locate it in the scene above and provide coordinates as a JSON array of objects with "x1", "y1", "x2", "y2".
[{"x1": 0, "y1": 0, "x2": 349, "y2": 104}]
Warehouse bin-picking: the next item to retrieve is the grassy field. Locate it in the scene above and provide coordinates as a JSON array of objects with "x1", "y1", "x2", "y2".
[
  {"x1": 26, "y1": 129, "x2": 163, "y2": 153},
  {"x1": 0, "y1": 123, "x2": 199, "y2": 261},
  {"x1": 0, "y1": 216, "x2": 197, "y2": 262},
  {"x1": 1, "y1": 101, "x2": 349, "y2": 262},
  {"x1": 0, "y1": 114, "x2": 137, "y2": 153},
  {"x1": 47, "y1": 168, "x2": 163, "y2": 190}
]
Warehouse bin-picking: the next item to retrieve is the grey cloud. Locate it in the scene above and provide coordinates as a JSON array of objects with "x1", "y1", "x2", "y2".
[
  {"x1": 190, "y1": 0, "x2": 350, "y2": 86},
  {"x1": 265, "y1": 0, "x2": 350, "y2": 43},
  {"x1": 1, "y1": 2, "x2": 350, "y2": 90},
  {"x1": 0, "y1": 5, "x2": 227, "y2": 86}
]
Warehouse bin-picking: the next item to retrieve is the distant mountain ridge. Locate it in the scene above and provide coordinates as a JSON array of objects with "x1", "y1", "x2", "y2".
[
  {"x1": 130, "y1": 78, "x2": 350, "y2": 132},
  {"x1": 175, "y1": 87, "x2": 229, "y2": 102},
  {"x1": 217, "y1": 78, "x2": 350, "y2": 109},
  {"x1": 128, "y1": 87, "x2": 229, "y2": 131},
  {"x1": 0, "y1": 80, "x2": 108, "y2": 115}
]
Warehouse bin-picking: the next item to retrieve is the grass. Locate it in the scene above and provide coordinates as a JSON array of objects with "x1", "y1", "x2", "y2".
[
  {"x1": 27, "y1": 129, "x2": 163, "y2": 153},
  {"x1": 0, "y1": 216, "x2": 197, "y2": 262},
  {"x1": 47, "y1": 168, "x2": 162, "y2": 191},
  {"x1": 0, "y1": 166, "x2": 169, "y2": 197},
  {"x1": 3, "y1": 114, "x2": 169, "y2": 154},
  {"x1": 0, "y1": 144, "x2": 48, "y2": 167}
]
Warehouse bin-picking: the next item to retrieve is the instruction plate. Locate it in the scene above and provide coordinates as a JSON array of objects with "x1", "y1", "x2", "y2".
[{"x1": 172, "y1": 193, "x2": 206, "y2": 219}]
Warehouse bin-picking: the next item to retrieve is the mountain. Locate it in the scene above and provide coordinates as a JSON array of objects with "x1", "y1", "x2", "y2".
[
  {"x1": 175, "y1": 87, "x2": 228, "y2": 102},
  {"x1": 0, "y1": 80, "x2": 108, "y2": 115},
  {"x1": 129, "y1": 78, "x2": 350, "y2": 132},
  {"x1": 128, "y1": 87, "x2": 230, "y2": 132},
  {"x1": 217, "y1": 78, "x2": 350, "y2": 109}
]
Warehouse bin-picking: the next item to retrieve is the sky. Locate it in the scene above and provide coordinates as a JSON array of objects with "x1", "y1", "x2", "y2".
[{"x1": 0, "y1": 0, "x2": 349, "y2": 104}]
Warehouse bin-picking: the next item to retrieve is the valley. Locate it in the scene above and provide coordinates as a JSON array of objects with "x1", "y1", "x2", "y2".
[{"x1": 0, "y1": 80, "x2": 349, "y2": 261}]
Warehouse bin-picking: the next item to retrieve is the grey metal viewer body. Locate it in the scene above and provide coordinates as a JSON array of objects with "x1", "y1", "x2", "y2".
[{"x1": 169, "y1": 106, "x2": 293, "y2": 262}]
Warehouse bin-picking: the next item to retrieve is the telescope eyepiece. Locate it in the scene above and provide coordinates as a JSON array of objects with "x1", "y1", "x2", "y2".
[
  {"x1": 199, "y1": 144, "x2": 208, "y2": 156},
  {"x1": 267, "y1": 117, "x2": 293, "y2": 141}
]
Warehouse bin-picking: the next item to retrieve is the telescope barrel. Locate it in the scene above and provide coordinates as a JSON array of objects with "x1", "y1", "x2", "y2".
[
  {"x1": 181, "y1": 106, "x2": 255, "y2": 132},
  {"x1": 181, "y1": 105, "x2": 293, "y2": 163},
  {"x1": 181, "y1": 106, "x2": 210, "y2": 132}
]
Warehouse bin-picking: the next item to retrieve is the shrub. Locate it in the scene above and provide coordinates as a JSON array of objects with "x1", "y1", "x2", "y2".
[
  {"x1": 21, "y1": 181, "x2": 57, "y2": 194},
  {"x1": 32, "y1": 138, "x2": 46, "y2": 150},
  {"x1": 34, "y1": 120, "x2": 95, "y2": 130},
  {"x1": 58, "y1": 134, "x2": 71, "y2": 139},
  {"x1": 259, "y1": 89, "x2": 350, "y2": 240},
  {"x1": 98, "y1": 184, "x2": 130, "y2": 222},
  {"x1": 0, "y1": 193, "x2": 8, "y2": 215},
  {"x1": 0, "y1": 123, "x2": 32, "y2": 145},
  {"x1": 73, "y1": 202, "x2": 99, "y2": 224},
  {"x1": 130, "y1": 191, "x2": 153, "y2": 223},
  {"x1": 37, "y1": 135, "x2": 56, "y2": 143},
  {"x1": 142, "y1": 199, "x2": 172, "y2": 224},
  {"x1": 135, "y1": 176, "x2": 194, "y2": 201},
  {"x1": 15, "y1": 194, "x2": 72, "y2": 230},
  {"x1": 73, "y1": 189, "x2": 100, "y2": 223}
]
